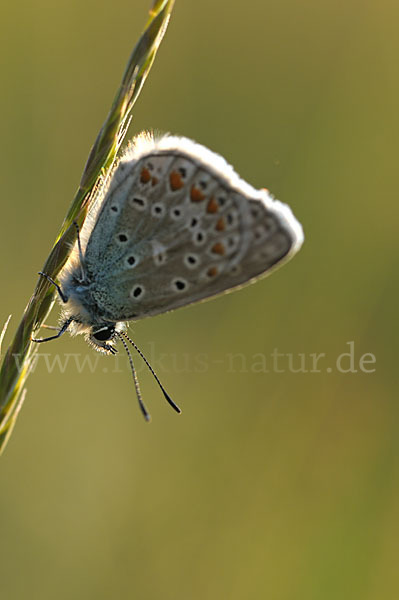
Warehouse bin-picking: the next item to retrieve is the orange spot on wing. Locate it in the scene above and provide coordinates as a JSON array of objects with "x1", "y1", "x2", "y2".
[
  {"x1": 190, "y1": 185, "x2": 206, "y2": 202},
  {"x1": 169, "y1": 170, "x2": 185, "y2": 191},
  {"x1": 151, "y1": 177, "x2": 159, "y2": 186},
  {"x1": 140, "y1": 167, "x2": 151, "y2": 184},
  {"x1": 206, "y1": 197, "x2": 218, "y2": 214},
  {"x1": 207, "y1": 267, "x2": 218, "y2": 277},
  {"x1": 215, "y1": 217, "x2": 225, "y2": 231},
  {"x1": 211, "y1": 242, "x2": 225, "y2": 255}
]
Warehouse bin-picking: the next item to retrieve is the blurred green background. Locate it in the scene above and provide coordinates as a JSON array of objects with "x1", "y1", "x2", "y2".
[{"x1": 0, "y1": 1, "x2": 397, "y2": 598}]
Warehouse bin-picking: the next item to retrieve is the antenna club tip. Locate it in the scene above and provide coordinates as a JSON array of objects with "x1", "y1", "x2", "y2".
[{"x1": 144, "y1": 414, "x2": 152, "y2": 423}]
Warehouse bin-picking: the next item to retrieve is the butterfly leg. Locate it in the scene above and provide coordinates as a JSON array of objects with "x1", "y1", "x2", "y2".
[
  {"x1": 31, "y1": 317, "x2": 74, "y2": 344},
  {"x1": 37, "y1": 271, "x2": 68, "y2": 303}
]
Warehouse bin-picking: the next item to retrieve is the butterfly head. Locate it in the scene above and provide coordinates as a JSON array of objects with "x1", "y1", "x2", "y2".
[{"x1": 85, "y1": 322, "x2": 124, "y2": 355}]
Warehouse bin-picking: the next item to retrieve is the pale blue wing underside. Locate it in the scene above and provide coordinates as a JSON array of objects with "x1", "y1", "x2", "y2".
[{"x1": 82, "y1": 135, "x2": 303, "y2": 321}]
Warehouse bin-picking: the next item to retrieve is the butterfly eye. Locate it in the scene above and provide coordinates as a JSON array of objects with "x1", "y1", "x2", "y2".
[{"x1": 92, "y1": 326, "x2": 115, "y2": 342}]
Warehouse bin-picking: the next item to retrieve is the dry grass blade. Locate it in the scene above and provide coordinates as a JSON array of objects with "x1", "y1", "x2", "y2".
[
  {"x1": 0, "y1": 0, "x2": 175, "y2": 456},
  {"x1": 0, "y1": 316, "x2": 12, "y2": 356}
]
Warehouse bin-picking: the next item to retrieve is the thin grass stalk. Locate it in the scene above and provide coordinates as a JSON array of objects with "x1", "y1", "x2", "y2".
[{"x1": 0, "y1": 0, "x2": 175, "y2": 455}]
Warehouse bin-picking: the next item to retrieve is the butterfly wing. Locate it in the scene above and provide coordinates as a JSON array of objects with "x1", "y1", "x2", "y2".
[{"x1": 83, "y1": 134, "x2": 303, "y2": 321}]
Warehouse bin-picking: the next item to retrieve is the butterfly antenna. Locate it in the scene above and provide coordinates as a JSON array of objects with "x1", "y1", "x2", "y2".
[
  {"x1": 118, "y1": 330, "x2": 181, "y2": 415},
  {"x1": 117, "y1": 332, "x2": 151, "y2": 422}
]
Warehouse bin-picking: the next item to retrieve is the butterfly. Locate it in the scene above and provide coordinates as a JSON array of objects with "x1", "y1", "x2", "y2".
[{"x1": 33, "y1": 133, "x2": 304, "y2": 419}]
